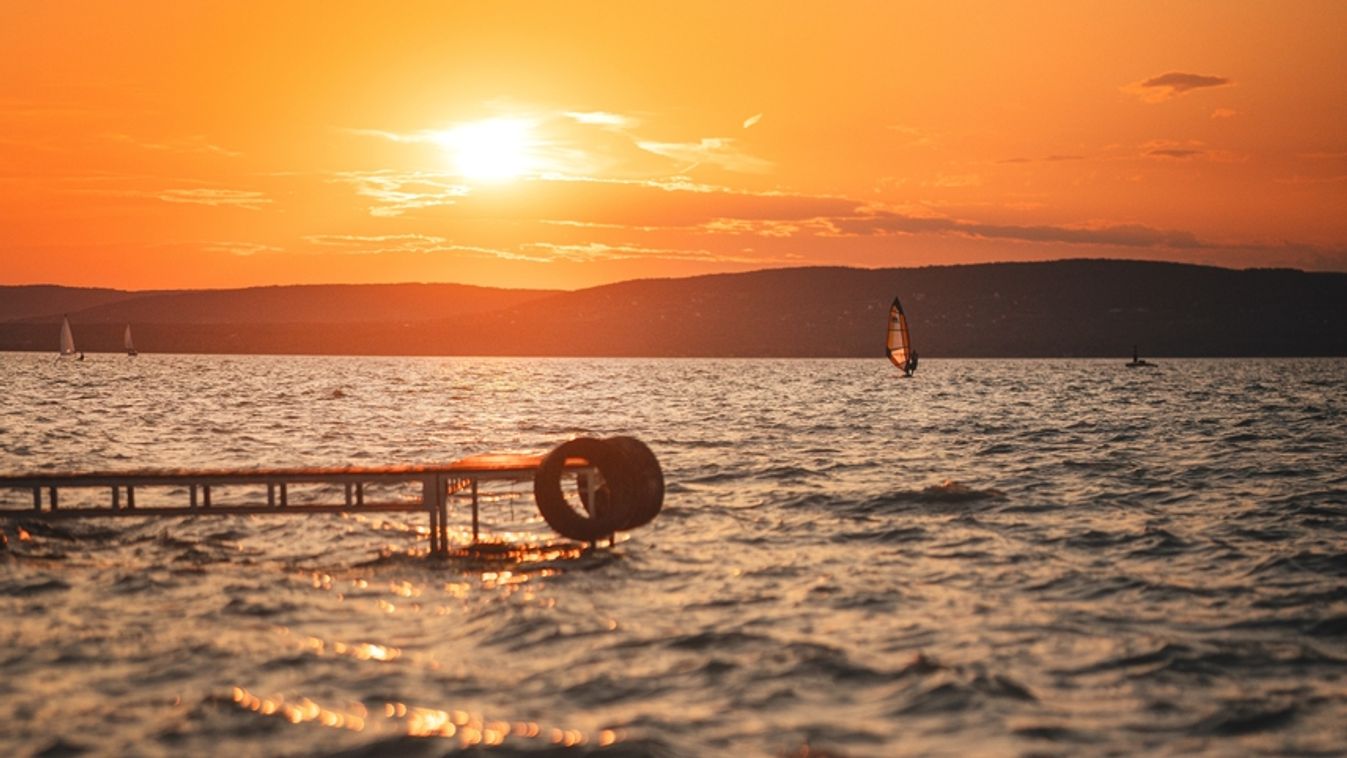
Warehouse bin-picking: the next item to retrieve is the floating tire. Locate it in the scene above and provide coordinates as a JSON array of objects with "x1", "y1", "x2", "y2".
[
  {"x1": 605, "y1": 436, "x2": 664, "y2": 529},
  {"x1": 575, "y1": 436, "x2": 664, "y2": 530},
  {"x1": 533, "y1": 437, "x2": 635, "y2": 542}
]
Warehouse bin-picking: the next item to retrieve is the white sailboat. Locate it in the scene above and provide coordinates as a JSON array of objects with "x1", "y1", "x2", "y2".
[
  {"x1": 58, "y1": 315, "x2": 80, "y2": 359},
  {"x1": 124, "y1": 324, "x2": 138, "y2": 356}
]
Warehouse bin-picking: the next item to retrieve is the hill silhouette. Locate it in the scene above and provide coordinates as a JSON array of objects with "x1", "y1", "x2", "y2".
[{"x1": 3, "y1": 260, "x2": 1345, "y2": 357}]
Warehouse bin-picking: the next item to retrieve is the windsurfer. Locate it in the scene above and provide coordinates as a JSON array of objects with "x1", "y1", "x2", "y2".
[{"x1": 904, "y1": 351, "x2": 919, "y2": 377}]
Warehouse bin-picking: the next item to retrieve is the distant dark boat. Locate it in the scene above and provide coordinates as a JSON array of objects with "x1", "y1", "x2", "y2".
[
  {"x1": 1126, "y1": 345, "x2": 1156, "y2": 368},
  {"x1": 124, "y1": 324, "x2": 138, "y2": 357},
  {"x1": 887, "y1": 297, "x2": 918, "y2": 377}
]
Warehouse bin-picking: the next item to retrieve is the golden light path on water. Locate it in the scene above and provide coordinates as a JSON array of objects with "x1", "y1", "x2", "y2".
[
  {"x1": 224, "y1": 537, "x2": 619, "y2": 749},
  {"x1": 230, "y1": 686, "x2": 620, "y2": 748}
]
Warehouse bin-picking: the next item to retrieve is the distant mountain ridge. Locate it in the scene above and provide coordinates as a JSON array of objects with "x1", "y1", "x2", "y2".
[
  {"x1": 3, "y1": 260, "x2": 1345, "y2": 357},
  {"x1": 0, "y1": 282, "x2": 557, "y2": 325}
]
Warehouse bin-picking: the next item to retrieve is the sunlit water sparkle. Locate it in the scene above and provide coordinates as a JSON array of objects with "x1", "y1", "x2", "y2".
[{"x1": 2, "y1": 354, "x2": 1345, "y2": 756}]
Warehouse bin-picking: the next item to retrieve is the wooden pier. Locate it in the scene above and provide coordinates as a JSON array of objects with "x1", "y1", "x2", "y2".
[{"x1": 0, "y1": 436, "x2": 665, "y2": 553}]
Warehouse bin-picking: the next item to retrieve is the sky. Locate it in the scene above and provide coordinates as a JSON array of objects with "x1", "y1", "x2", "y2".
[{"x1": 2, "y1": 0, "x2": 1345, "y2": 291}]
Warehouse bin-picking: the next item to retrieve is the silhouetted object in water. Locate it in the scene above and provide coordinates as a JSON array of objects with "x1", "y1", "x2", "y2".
[
  {"x1": 1126, "y1": 345, "x2": 1156, "y2": 368},
  {"x1": 887, "y1": 297, "x2": 917, "y2": 377}
]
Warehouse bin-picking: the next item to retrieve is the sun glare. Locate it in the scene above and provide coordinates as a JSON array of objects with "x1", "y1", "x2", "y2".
[{"x1": 438, "y1": 118, "x2": 535, "y2": 182}]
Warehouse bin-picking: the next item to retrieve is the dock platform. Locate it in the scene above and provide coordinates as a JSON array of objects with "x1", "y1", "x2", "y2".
[{"x1": 0, "y1": 437, "x2": 665, "y2": 553}]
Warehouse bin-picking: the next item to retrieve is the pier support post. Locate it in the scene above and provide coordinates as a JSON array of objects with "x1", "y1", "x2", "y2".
[
  {"x1": 471, "y1": 479, "x2": 479, "y2": 544},
  {"x1": 437, "y1": 476, "x2": 450, "y2": 556},
  {"x1": 424, "y1": 477, "x2": 443, "y2": 555}
]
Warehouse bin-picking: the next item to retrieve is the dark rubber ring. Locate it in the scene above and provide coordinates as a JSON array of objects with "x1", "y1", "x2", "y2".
[{"x1": 533, "y1": 437, "x2": 634, "y2": 542}]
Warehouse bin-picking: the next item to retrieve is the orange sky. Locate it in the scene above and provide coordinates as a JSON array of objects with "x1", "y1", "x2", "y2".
[{"x1": 3, "y1": 1, "x2": 1345, "y2": 290}]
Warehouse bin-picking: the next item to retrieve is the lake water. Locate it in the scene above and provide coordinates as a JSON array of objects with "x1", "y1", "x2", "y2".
[{"x1": 2, "y1": 354, "x2": 1345, "y2": 757}]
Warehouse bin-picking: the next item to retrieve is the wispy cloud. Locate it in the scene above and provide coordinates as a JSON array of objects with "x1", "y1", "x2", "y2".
[
  {"x1": 565, "y1": 111, "x2": 635, "y2": 128},
  {"x1": 341, "y1": 127, "x2": 442, "y2": 144},
  {"x1": 1210, "y1": 108, "x2": 1238, "y2": 119},
  {"x1": 931, "y1": 173, "x2": 982, "y2": 188},
  {"x1": 522, "y1": 241, "x2": 792, "y2": 264},
  {"x1": 636, "y1": 137, "x2": 772, "y2": 173},
  {"x1": 348, "y1": 108, "x2": 773, "y2": 181},
  {"x1": 885, "y1": 124, "x2": 934, "y2": 148},
  {"x1": 331, "y1": 170, "x2": 470, "y2": 217},
  {"x1": 304, "y1": 233, "x2": 450, "y2": 254},
  {"x1": 153, "y1": 188, "x2": 271, "y2": 209},
  {"x1": 1275, "y1": 174, "x2": 1347, "y2": 185},
  {"x1": 1000, "y1": 154, "x2": 1086, "y2": 164},
  {"x1": 305, "y1": 233, "x2": 540, "y2": 261},
  {"x1": 700, "y1": 218, "x2": 820, "y2": 238},
  {"x1": 1125, "y1": 71, "x2": 1232, "y2": 103},
  {"x1": 107, "y1": 133, "x2": 241, "y2": 157},
  {"x1": 1141, "y1": 140, "x2": 1244, "y2": 162},
  {"x1": 831, "y1": 212, "x2": 1205, "y2": 250},
  {"x1": 1148, "y1": 148, "x2": 1204, "y2": 159},
  {"x1": 201, "y1": 241, "x2": 285, "y2": 256}
]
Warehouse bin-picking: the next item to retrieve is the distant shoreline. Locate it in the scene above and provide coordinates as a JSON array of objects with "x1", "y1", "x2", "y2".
[{"x1": 5, "y1": 260, "x2": 1346, "y2": 358}]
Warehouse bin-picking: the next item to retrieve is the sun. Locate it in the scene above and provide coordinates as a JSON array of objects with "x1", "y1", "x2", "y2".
[{"x1": 437, "y1": 118, "x2": 536, "y2": 182}]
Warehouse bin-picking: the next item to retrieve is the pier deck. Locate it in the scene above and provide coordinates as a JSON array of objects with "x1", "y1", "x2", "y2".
[{"x1": 0, "y1": 454, "x2": 600, "y2": 554}]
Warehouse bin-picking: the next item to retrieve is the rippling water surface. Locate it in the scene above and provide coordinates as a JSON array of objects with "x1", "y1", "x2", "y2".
[{"x1": 2, "y1": 354, "x2": 1345, "y2": 756}]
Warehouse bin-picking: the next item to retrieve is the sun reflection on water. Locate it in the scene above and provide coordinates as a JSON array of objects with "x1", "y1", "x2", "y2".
[{"x1": 230, "y1": 687, "x2": 621, "y2": 749}]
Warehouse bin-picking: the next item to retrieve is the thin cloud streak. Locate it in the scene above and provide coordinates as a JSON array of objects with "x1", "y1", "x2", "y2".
[
  {"x1": 522, "y1": 241, "x2": 796, "y2": 264},
  {"x1": 202, "y1": 241, "x2": 285, "y2": 256},
  {"x1": 107, "y1": 133, "x2": 241, "y2": 157},
  {"x1": 154, "y1": 188, "x2": 271, "y2": 209},
  {"x1": 829, "y1": 212, "x2": 1205, "y2": 250},
  {"x1": 303, "y1": 233, "x2": 557, "y2": 263},
  {"x1": 635, "y1": 138, "x2": 772, "y2": 173},
  {"x1": 331, "y1": 170, "x2": 470, "y2": 217},
  {"x1": 565, "y1": 111, "x2": 634, "y2": 128}
]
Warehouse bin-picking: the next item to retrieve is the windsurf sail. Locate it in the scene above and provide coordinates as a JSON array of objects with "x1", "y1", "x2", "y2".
[
  {"x1": 59, "y1": 315, "x2": 76, "y2": 356},
  {"x1": 124, "y1": 324, "x2": 137, "y2": 355},
  {"x1": 886, "y1": 297, "x2": 913, "y2": 373}
]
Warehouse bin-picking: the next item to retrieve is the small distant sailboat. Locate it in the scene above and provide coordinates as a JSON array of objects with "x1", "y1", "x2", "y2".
[
  {"x1": 886, "y1": 297, "x2": 918, "y2": 377},
  {"x1": 124, "y1": 324, "x2": 138, "y2": 356},
  {"x1": 1125, "y1": 345, "x2": 1156, "y2": 368},
  {"x1": 58, "y1": 315, "x2": 83, "y2": 360}
]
